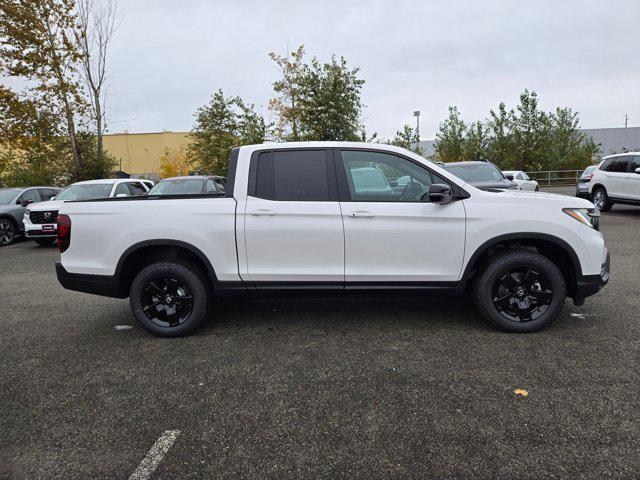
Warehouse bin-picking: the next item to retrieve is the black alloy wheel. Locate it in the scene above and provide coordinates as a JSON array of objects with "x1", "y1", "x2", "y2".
[
  {"x1": 492, "y1": 266, "x2": 553, "y2": 322},
  {"x1": 141, "y1": 275, "x2": 194, "y2": 328},
  {"x1": 0, "y1": 220, "x2": 16, "y2": 246}
]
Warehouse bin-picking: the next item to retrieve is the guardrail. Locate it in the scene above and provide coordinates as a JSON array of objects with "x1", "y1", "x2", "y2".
[{"x1": 525, "y1": 169, "x2": 583, "y2": 186}]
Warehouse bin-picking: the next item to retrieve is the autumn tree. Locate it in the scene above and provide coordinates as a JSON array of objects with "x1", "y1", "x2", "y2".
[
  {"x1": 159, "y1": 145, "x2": 190, "y2": 178},
  {"x1": 0, "y1": 0, "x2": 86, "y2": 178},
  {"x1": 269, "y1": 45, "x2": 305, "y2": 141},
  {"x1": 188, "y1": 90, "x2": 266, "y2": 175}
]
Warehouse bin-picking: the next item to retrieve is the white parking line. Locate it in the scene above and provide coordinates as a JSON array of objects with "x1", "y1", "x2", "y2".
[{"x1": 129, "y1": 430, "x2": 181, "y2": 480}]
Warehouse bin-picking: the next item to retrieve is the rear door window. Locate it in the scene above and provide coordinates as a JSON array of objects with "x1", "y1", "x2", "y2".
[
  {"x1": 611, "y1": 157, "x2": 631, "y2": 173},
  {"x1": 114, "y1": 183, "x2": 130, "y2": 196},
  {"x1": 38, "y1": 189, "x2": 57, "y2": 200},
  {"x1": 127, "y1": 182, "x2": 147, "y2": 196},
  {"x1": 251, "y1": 150, "x2": 331, "y2": 201}
]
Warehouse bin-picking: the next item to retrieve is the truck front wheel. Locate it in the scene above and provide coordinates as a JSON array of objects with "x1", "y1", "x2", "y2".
[
  {"x1": 130, "y1": 261, "x2": 210, "y2": 337},
  {"x1": 472, "y1": 249, "x2": 566, "y2": 332}
]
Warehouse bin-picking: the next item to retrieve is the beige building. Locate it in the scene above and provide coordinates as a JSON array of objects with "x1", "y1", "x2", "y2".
[{"x1": 103, "y1": 130, "x2": 191, "y2": 178}]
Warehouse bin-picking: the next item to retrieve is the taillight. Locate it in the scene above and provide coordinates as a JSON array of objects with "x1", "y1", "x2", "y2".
[
  {"x1": 57, "y1": 214, "x2": 71, "y2": 253},
  {"x1": 588, "y1": 173, "x2": 595, "y2": 180}
]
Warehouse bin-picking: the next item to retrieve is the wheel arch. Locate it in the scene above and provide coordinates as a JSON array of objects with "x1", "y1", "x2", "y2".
[
  {"x1": 458, "y1": 233, "x2": 582, "y2": 298},
  {"x1": 115, "y1": 239, "x2": 218, "y2": 296}
]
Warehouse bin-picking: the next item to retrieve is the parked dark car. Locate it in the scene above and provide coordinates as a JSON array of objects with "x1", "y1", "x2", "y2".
[
  {"x1": 147, "y1": 176, "x2": 226, "y2": 196},
  {"x1": 576, "y1": 164, "x2": 599, "y2": 199},
  {"x1": 442, "y1": 161, "x2": 519, "y2": 190},
  {"x1": 0, "y1": 186, "x2": 61, "y2": 246}
]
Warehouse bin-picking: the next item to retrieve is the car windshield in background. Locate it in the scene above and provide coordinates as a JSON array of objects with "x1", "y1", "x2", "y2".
[
  {"x1": 444, "y1": 163, "x2": 505, "y2": 182},
  {"x1": 148, "y1": 179, "x2": 205, "y2": 195},
  {"x1": 0, "y1": 189, "x2": 20, "y2": 205},
  {"x1": 56, "y1": 183, "x2": 113, "y2": 201},
  {"x1": 583, "y1": 165, "x2": 598, "y2": 176}
]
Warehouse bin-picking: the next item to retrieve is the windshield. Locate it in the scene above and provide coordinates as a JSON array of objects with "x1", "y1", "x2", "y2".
[
  {"x1": 56, "y1": 183, "x2": 114, "y2": 201},
  {"x1": 583, "y1": 165, "x2": 597, "y2": 176},
  {"x1": 148, "y1": 178, "x2": 205, "y2": 195},
  {"x1": 0, "y1": 189, "x2": 20, "y2": 205},
  {"x1": 444, "y1": 163, "x2": 505, "y2": 182}
]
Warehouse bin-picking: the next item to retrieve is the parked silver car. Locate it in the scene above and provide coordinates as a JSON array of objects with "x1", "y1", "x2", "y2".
[
  {"x1": 576, "y1": 165, "x2": 599, "y2": 199},
  {"x1": 0, "y1": 187, "x2": 61, "y2": 246}
]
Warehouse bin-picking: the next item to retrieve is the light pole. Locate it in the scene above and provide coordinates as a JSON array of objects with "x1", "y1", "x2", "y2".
[{"x1": 413, "y1": 110, "x2": 420, "y2": 144}]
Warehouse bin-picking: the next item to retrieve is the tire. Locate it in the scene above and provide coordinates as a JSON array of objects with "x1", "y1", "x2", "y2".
[
  {"x1": 472, "y1": 249, "x2": 566, "y2": 333},
  {"x1": 0, "y1": 219, "x2": 17, "y2": 247},
  {"x1": 592, "y1": 187, "x2": 612, "y2": 212},
  {"x1": 130, "y1": 261, "x2": 211, "y2": 337},
  {"x1": 34, "y1": 238, "x2": 56, "y2": 246}
]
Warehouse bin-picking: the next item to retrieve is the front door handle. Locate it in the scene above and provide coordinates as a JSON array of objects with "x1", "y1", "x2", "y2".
[
  {"x1": 350, "y1": 210, "x2": 375, "y2": 218},
  {"x1": 249, "y1": 209, "x2": 277, "y2": 216}
]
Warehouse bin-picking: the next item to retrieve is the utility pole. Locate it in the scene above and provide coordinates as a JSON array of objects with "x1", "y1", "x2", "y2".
[
  {"x1": 413, "y1": 110, "x2": 421, "y2": 143},
  {"x1": 623, "y1": 114, "x2": 628, "y2": 151}
]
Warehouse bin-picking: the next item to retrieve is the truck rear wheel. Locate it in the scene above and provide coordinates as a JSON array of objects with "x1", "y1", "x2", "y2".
[
  {"x1": 130, "y1": 261, "x2": 210, "y2": 337},
  {"x1": 472, "y1": 249, "x2": 566, "y2": 332}
]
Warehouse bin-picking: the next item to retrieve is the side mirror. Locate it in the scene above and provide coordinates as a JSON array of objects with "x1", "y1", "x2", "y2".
[
  {"x1": 427, "y1": 183, "x2": 453, "y2": 203},
  {"x1": 20, "y1": 199, "x2": 33, "y2": 207},
  {"x1": 635, "y1": 167, "x2": 640, "y2": 174},
  {"x1": 505, "y1": 174, "x2": 515, "y2": 181}
]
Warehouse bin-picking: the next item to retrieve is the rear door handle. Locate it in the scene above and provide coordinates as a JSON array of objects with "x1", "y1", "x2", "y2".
[
  {"x1": 350, "y1": 210, "x2": 375, "y2": 218},
  {"x1": 249, "y1": 209, "x2": 277, "y2": 216}
]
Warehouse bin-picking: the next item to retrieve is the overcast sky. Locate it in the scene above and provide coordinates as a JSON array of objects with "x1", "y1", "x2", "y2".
[{"x1": 105, "y1": 0, "x2": 640, "y2": 139}]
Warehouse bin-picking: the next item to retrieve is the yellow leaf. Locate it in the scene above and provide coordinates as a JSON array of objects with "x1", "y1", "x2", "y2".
[{"x1": 514, "y1": 388, "x2": 529, "y2": 397}]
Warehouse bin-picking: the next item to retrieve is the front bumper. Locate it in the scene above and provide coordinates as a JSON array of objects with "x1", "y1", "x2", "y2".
[
  {"x1": 574, "y1": 250, "x2": 610, "y2": 303},
  {"x1": 25, "y1": 222, "x2": 58, "y2": 238}
]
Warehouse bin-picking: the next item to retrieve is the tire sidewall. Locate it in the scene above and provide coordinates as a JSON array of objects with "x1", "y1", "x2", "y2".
[
  {"x1": 130, "y1": 261, "x2": 209, "y2": 337},
  {"x1": 475, "y1": 251, "x2": 566, "y2": 332}
]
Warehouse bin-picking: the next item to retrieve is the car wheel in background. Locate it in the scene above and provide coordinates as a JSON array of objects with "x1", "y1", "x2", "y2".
[
  {"x1": 472, "y1": 249, "x2": 566, "y2": 333},
  {"x1": 34, "y1": 238, "x2": 56, "y2": 246},
  {"x1": 130, "y1": 261, "x2": 210, "y2": 337},
  {"x1": 592, "y1": 187, "x2": 612, "y2": 212},
  {"x1": 0, "y1": 219, "x2": 16, "y2": 247}
]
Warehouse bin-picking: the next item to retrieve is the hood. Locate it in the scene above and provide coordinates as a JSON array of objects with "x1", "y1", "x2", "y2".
[
  {"x1": 0, "y1": 204, "x2": 17, "y2": 213},
  {"x1": 482, "y1": 188, "x2": 595, "y2": 208},
  {"x1": 27, "y1": 200, "x2": 66, "y2": 211},
  {"x1": 468, "y1": 179, "x2": 518, "y2": 190}
]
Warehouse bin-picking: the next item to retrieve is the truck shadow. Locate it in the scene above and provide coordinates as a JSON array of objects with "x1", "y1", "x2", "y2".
[{"x1": 202, "y1": 295, "x2": 492, "y2": 334}]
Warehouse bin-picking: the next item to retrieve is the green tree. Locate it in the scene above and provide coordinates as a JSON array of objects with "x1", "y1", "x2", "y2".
[
  {"x1": 389, "y1": 124, "x2": 423, "y2": 155},
  {"x1": 487, "y1": 102, "x2": 516, "y2": 168},
  {"x1": 296, "y1": 55, "x2": 365, "y2": 141},
  {"x1": 463, "y1": 121, "x2": 490, "y2": 160},
  {"x1": 434, "y1": 106, "x2": 467, "y2": 162},
  {"x1": 188, "y1": 89, "x2": 266, "y2": 175}
]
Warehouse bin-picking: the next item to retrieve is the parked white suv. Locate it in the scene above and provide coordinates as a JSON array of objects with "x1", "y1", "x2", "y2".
[
  {"x1": 502, "y1": 170, "x2": 539, "y2": 191},
  {"x1": 24, "y1": 179, "x2": 151, "y2": 245},
  {"x1": 589, "y1": 152, "x2": 640, "y2": 211},
  {"x1": 55, "y1": 142, "x2": 609, "y2": 337}
]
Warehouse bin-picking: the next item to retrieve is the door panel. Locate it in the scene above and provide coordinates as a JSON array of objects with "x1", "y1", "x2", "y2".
[
  {"x1": 336, "y1": 149, "x2": 466, "y2": 282},
  {"x1": 624, "y1": 156, "x2": 640, "y2": 200},
  {"x1": 342, "y1": 201, "x2": 466, "y2": 281},
  {"x1": 244, "y1": 196, "x2": 344, "y2": 282}
]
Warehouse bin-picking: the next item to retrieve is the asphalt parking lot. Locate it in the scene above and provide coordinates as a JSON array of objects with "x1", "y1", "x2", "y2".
[{"x1": 2, "y1": 188, "x2": 639, "y2": 479}]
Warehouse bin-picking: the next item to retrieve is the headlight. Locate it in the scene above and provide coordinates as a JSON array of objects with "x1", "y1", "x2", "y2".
[{"x1": 563, "y1": 207, "x2": 599, "y2": 230}]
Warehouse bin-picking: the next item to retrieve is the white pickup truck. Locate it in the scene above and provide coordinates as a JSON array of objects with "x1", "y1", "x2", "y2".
[{"x1": 55, "y1": 142, "x2": 609, "y2": 337}]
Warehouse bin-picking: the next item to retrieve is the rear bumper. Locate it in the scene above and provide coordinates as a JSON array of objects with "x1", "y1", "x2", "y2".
[
  {"x1": 574, "y1": 250, "x2": 610, "y2": 302},
  {"x1": 55, "y1": 262, "x2": 126, "y2": 298}
]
